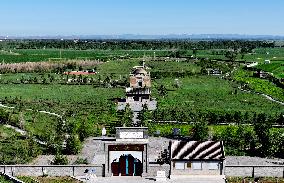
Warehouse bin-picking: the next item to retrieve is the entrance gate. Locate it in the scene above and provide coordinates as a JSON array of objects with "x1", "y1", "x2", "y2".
[
  {"x1": 109, "y1": 144, "x2": 144, "y2": 176},
  {"x1": 111, "y1": 154, "x2": 142, "y2": 176}
]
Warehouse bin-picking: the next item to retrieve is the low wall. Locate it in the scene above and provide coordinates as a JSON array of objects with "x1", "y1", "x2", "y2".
[
  {"x1": 0, "y1": 165, "x2": 105, "y2": 177},
  {"x1": 147, "y1": 163, "x2": 170, "y2": 177},
  {"x1": 1, "y1": 164, "x2": 284, "y2": 178},
  {"x1": 225, "y1": 165, "x2": 284, "y2": 178}
]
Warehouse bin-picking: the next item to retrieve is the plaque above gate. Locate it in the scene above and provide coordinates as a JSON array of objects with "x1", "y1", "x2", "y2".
[
  {"x1": 116, "y1": 127, "x2": 148, "y2": 142},
  {"x1": 120, "y1": 131, "x2": 144, "y2": 139}
]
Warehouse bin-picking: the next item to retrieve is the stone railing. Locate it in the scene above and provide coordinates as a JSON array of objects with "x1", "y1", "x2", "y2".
[{"x1": 0, "y1": 164, "x2": 105, "y2": 177}]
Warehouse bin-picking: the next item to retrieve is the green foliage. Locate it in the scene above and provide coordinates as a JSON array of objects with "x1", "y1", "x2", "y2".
[
  {"x1": 0, "y1": 175, "x2": 14, "y2": 183},
  {"x1": 225, "y1": 50, "x2": 238, "y2": 61},
  {"x1": 73, "y1": 157, "x2": 88, "y2": 165},
  {"x1": 52, "y1": 154, "x2": 69, "y2": 165},
  {"x1": 119, "y1": 104, "x2": 134, "y2": 127},
  {"x1": 233, "y1": 68, "x2": 284, "y2": 102},
  {"x1": 157, "y1": 85, "x2": 168, "y2": 97},
  {"x1": 17, "y1": 176, "x2": 38, "y2": 183},
  {"x1": 137, "y1": 104, "x2": 152, "y2": 126},
  {"x1": 65, "y1": 134, "x2": 82, "y2": 155},
  {"x1": 0, "y1": 137, "x2": 42, "y2": 164},
  {"x1": 1, "y1": 42, "x2": 284, "y2": 162},
  {"x1": 191, "y1": 120, "x2": 209, "y2": 141},
  {"x1": 253, "y1": 113, "x2": 273, "y2": 157},
  {"x1": 226, "y1": 177, "x2": 284, "y2": 183},
  {"x1": 77, "y1": 118, "x2": 94, "y2": 141}
]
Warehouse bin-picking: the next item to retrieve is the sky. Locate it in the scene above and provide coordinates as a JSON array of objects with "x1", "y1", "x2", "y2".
[{"x1": 1, "y1": 0, "x2": 284, "y2": 36}]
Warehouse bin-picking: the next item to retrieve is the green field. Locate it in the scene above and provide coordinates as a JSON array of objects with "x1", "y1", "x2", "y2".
[
  {"x1": 154, "y1": 76, "x2": 284, "y2": 114},
  {"x1": 1, "y1": 47, "x2": 284, "y2": 64},
  {"x1": 0, "y1": 49, "x2": 170, "y2": 63},
  {"x1": 256, "y1": 60, "x2": 284, "y2": 78},
  {"x1": 0, "y1": 43, "x2": 284, "y2": 163}
]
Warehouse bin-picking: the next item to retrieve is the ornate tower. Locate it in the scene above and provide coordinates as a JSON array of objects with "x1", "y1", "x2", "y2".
[{"x1": 118, "y1": 65, "x2": 156, "y2": 112}]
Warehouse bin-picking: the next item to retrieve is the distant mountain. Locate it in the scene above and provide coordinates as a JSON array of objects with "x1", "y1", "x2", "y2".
[{"x1": 1, "y1": 34, "x2": 284, "y2": 40}]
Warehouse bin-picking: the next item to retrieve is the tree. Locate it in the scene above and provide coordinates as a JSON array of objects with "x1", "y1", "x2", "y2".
[
  {"x1": 65, "y1": 134, "x2": 82, "y2": 155},
  {"x1": 253, "y1": 113, "x2": 272, "y2": 157},
  {"x1": 121, "y1": 104, "x2": 133, "y2": 127},
  {"x1": 158, "y1": 85, "x2": 167, "y2": 98},
  {"x1": 77, "y1": 118, "x2": 93, "y2": 141},
  {"x1": 225, "y1": 50, "x2": 238, "y2": 62},
  {"x1": 157, "y1": 149, "x2": 170, "y2": 165},
  {"x1": 137, "y1": 104, "x2": 152, "y2": 126},
  {"x1": 191, "y1": 119, "x2": 209, "y2": 141},
  {"x1": 192, "y1": 48, "x2": 198, "y2": 58},
  {"x1": 52, "y1": 153, "x2": 69, "y2": 165}
]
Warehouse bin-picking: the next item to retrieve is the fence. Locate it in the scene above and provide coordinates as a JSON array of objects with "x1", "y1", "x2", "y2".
[
  {"x1": 225, "y1": 165, "x2": 284, "y2": 178},
  {"x1": 0, "y1": 164, "x2": 105, "y2": 177},
  {"x1": 1, "y1": 164, "x2": 284, "y2": 178}
]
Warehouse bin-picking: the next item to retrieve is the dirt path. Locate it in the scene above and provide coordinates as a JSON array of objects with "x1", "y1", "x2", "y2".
[
  {"x1": 239, "y1": 87, "x2": 284, "y2": 106},
  {"x1": 0, "y1": 103, "x2": 63, "y2": 145}
]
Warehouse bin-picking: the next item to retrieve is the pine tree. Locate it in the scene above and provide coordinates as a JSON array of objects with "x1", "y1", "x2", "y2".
[
  {"x1": 121, "y1": 104, "x2": 134, "y2": 127},
  {"x1": 192, "y1": 116, "x2": 209, "y2": 141},
  {"x1": 65, "y1": 134, "x2": 82, "y2": 155}
]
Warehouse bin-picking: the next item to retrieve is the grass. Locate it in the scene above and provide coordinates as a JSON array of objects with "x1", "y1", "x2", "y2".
[
  {"x1": 0, "y1": 49, "x2": 284, "y2": 163},
  {"x1": 17, "y1": 176, "x2": 38, "y2": 183},
  {"x1": 233, "y1": 69, "x2": 284, "y2": 102},
  {"x1": 0, "y1": 124, "x2": 21, "y2": 139},
  {"x1": 0, "y1": 49, "x2": 169, "y2": 63},
  {"x1": 0, "y1": 175, "x2": 13, "y2": 183},
  {"x1": 226, "y1": 177, "x2": 284, "y2": 183},
  {"x1": 153, "y1": 76, "x2": 284, "y2": 114},
  {"x1": 17, "y1": 176, "x2": 82, "y2": 183},
  {"x1": 1, "y1": 47, "x2": 284, "y2": 64},
  {"x1": 256, "y1": 61, "x2": 284, "y2": 78},
  {"x1": 35, "y1": 176, "x2": 82, "y2": 183}
]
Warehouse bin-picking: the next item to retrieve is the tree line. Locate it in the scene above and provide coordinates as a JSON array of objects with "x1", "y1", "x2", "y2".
[{"x1": 0, "y1": 40, "x2": 275, "y2": 50}]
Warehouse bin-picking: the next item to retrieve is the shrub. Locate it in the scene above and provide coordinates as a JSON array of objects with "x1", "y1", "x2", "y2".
[{"x1": 52, "y1": 154, "x2": 69, "y2": 165}]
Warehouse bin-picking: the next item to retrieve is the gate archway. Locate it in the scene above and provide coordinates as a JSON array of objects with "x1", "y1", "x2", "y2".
[{"x1": 111, "y1": 154, "x2": 142, "y2": 176}]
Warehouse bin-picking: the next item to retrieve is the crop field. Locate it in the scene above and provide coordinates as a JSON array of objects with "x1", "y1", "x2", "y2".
[
  {"x1": 0, "y1": 49, "x2": 170, "y2": 63},
  {"x1": 1, "y1": 47, "x2": 284, "y2": 65},
  {"x1": 256, "y1": 60, "x2": 284, "y2": 78},
  {"x1": 154, "y1": 76, "x2": 284, "y2": 114},
  {"x1": 0, "y1": 41, "x2": 284, "y2": 164}
]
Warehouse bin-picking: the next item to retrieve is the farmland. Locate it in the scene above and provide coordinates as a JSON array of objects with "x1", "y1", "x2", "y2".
[{"x1": 0, "y1": 40, "x2": 284, "y2": 164}]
